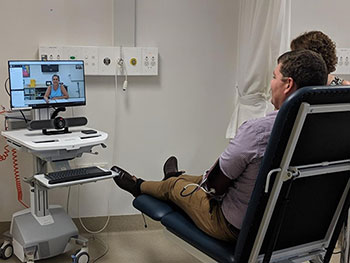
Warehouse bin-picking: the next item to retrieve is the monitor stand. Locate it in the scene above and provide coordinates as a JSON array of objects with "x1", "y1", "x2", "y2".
[{"x1": 50, "y1": 107, "x2": 66, "y2": 119}]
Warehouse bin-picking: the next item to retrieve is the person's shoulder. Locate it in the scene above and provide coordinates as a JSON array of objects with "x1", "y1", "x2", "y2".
[
  {"x1": 235, "y1": 111, "x2": 278, "y2": 140},
  {"x1": 243, "y1": 111, "x2": 278, "y2": 127}
]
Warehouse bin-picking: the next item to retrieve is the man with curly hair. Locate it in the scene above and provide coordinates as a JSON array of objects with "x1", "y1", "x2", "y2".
[{"x1": 291, "y1": 31, "x2": 350, "y2": 85}]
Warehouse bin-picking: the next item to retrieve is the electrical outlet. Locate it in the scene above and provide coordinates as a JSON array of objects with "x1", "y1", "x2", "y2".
[
  {"x1": 39, "y1": 46, "x2": 63, "y2": 60},
  {"x1": 141, "y1": 47, "x2": 158, "y2": 75},
  {"x1": 335, "y1": 48, "x2": 350, "y2": 75},
  {"x1": 81, "y1": 47, "x2": 99, "y2": 75}
]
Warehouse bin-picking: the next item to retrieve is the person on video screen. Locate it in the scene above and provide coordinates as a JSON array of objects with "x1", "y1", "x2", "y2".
[{"x1": 43, "y1": 74, "x2": 69, "y2": 103}]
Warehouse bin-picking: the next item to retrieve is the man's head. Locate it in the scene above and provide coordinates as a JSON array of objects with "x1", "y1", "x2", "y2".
[{"x1": 270, "y1": 49, "x2": 327, "y2": 109}]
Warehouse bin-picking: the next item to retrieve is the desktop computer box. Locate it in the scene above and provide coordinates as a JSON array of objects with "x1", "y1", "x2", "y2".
[
  {"x1": 5, "y1": 111, "x2": 32, "y2": 130},
  {"x1": 10, "y1": 206, "x2": 78, "y2": 262}
]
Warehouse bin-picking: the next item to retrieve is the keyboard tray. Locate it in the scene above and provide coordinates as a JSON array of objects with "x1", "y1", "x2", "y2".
[{"x1": 34, "y1": 166, "x2": 117, "y2": 189}]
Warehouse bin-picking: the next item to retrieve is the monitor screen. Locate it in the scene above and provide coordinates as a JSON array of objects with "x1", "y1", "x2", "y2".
[{"x1": 8, "y1": 60, "x2": 86, "y2": 109}]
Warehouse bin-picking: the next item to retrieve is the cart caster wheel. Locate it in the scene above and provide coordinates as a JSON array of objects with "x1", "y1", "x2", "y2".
[
  {"x1": 0, "y1": 242, "x2": 14, "y2": 260},
  {"x1": 71, "y1": 249, "x2": 90, "y2": 263}
]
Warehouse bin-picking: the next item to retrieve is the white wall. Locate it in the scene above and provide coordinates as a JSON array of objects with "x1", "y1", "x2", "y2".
[
  {"x1": 291, "y1": 0, "x2": 350, "y2": 84},
  {"x1": 112, "y1": 0, "x2": 238, "y2": 215},
  {"x1": 291, "y1": 0, "x2": 350, "y2": 55},
  {"x1": 0, "y1": 0, "x2": 237, "y2": 221}
]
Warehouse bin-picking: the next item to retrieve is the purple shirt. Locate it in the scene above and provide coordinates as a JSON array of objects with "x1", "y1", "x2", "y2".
[{"x1": 220, "y1": 111, "x2": 278, "y2": 229}]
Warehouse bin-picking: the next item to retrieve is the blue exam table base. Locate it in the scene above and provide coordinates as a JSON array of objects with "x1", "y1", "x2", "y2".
[{"x1": 133, "y1": 194, "x2": 236, "y2": 263}]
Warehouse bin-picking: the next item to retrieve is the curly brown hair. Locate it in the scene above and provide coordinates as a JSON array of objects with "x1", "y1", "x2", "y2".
[
  {"x1": 278, "y1": 50, "x2": 328, "y2": 89},
  {"x1": 290, "y1": 31, "x2": 337, "y2": 74}
]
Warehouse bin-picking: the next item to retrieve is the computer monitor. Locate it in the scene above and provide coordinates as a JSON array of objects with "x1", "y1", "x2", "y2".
[{"x1": 8, "y1": 60, "x2": 86, "y2": 110}]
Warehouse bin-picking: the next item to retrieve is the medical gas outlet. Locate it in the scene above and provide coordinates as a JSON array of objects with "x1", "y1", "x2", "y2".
[
  {"x1": 39, "y1": 46, "x2": 158, "y2": 76},
  {"x1": 130, "y1": 58, "x2": 137, "y2": 66}
]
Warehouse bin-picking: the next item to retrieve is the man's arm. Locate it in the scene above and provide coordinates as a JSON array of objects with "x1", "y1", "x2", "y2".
[
  {"x1": 204, "y1": 161, "x2": 232, "y2": 196},
  {"x1": 204, "y1": 119, "x2": 262, "y2": 196}
]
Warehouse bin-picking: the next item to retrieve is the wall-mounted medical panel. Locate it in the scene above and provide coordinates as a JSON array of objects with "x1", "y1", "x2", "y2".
[{"x1": 39, "y1": 46, "x2": 158, "y2": 76}]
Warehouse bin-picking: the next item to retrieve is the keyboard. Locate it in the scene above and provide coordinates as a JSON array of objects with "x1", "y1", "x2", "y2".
[{"x1": 45, "y1": 166, "x2": 112, "y2": 184}]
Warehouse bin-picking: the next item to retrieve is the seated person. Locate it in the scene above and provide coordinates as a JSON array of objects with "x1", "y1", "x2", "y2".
[
  {"x1": 112, "y1": 49, "x2": 328, "y2": 242},
  {"x1": 43, "y1": 74, "x2": 69, "y2": 103},
  {"x1": 290, "y1": 30, "x2": 350, "y2": 86}
]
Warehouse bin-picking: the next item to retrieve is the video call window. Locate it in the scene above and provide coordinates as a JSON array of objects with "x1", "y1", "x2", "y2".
[{"x1": 8, "y1": 60, "x2": 86, "y2": 109}]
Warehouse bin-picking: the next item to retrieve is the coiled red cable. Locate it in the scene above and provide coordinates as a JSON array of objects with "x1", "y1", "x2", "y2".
[
  {"x1": 1, "y1": 108, "x2": 28, "y2": 207},
  {"x1": 11, "y1": 148, "x2": 29, "y2": 208},
  {"x1": 0, "y1": 144, "x2": 9, "y2": 161}
]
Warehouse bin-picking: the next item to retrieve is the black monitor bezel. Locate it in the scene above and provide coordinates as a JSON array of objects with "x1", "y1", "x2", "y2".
[{"x1": 8, "y1": 60, "x2": 86, "y2": 110}]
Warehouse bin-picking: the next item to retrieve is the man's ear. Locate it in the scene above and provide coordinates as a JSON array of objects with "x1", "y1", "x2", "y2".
[{"x1": 284, "y1": 77, "x2": 296, "y2": 95}]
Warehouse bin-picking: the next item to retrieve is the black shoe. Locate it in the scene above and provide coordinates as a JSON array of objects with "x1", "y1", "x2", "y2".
[
  {"x1": 162, "y1": 156, "x2": 185, "y2": 181},
  {"x1": 111, "y1": 166, "x2": 144, "y2": 197}
]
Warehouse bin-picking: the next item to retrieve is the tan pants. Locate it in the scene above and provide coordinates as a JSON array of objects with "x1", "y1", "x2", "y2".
[{"x1": 140, "y1": 174, "x2": 239, "y2": 241}]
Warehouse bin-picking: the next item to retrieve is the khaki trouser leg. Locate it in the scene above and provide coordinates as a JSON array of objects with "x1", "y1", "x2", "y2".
[{"x1": 141, "y1": 174, "x2": 238, "y2": 241}]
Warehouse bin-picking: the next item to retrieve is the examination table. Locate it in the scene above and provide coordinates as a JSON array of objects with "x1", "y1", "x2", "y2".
[{"x1": 134, "y1": 86, "x2": 350, "y2": 262}]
